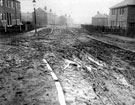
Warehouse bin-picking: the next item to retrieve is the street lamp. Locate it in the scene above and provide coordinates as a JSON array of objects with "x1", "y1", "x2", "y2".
[{"x1": 33, "y1": 0, "x2": 37, "y2": 34}]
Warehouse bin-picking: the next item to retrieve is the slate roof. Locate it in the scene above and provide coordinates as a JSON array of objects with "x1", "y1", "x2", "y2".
[
  {"x1": 110, "y1": 0, "x2": 135, "y2": 9},
  {"x1": 36, "y1": 7, "x2": 53, "y2": 15},
  {"x1": 14, "y1": 0, "x2": 20, "y2": 3},
  {"x1": 92, "y1": 13, "x2": 108, "y2": 18}
]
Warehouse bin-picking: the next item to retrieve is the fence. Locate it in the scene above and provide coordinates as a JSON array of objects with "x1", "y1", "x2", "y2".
[{"x1": 81, "y1": 25, "x2": 135, "y2": 38}]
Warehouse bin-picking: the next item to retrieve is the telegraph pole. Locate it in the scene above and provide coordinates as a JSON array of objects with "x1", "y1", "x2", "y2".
[{"x1": 33, "y1": 0, "x2": 37, "y2": 34}]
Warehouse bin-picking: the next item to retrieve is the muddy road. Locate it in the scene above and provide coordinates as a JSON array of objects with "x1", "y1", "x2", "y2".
[{"x1": 0, "y1": 27, "x2": 135, "y2": 105}]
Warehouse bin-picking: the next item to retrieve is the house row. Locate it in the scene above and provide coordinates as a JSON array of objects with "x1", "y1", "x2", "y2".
[
  {"x1": 0, "y1": 0, "x2": 21, "y2": 31},
  {"x1": 21, "y1": 7, "x2": 73, "y2": 29},
  {"x1": 0, "y1": 0, "x2": 69, "y2": 32},
  {"x1": 0, "y1": 0, "x2": 73, "y2": 32},
  {"x1": 34, "y1": 7, "x2": 57, "y2": 27},
  {"x1": 21, "y1": 7, "x2": 57, "y2": 28},
  {"x1": 109, "y1": 0, "x2": 135, "y2": 31},
  {"x1": 92, "y1": 0, "x2": 135, "y2": 32},
  {"x1": 92, "y1": 11, "x2": 108, "y2": 26}
]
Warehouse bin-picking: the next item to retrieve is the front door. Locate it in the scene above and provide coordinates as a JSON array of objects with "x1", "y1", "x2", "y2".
[
  {"x1": 7, "y1": 13, "x2": 12, "y2": 26},
  {"x1": 128, "y1": 22, "x2": 135, "y2": 36}
]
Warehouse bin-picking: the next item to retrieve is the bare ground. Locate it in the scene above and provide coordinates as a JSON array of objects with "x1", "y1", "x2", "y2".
[{"x1": 0, "y1": 27, "x2": 135, "y2": 105}]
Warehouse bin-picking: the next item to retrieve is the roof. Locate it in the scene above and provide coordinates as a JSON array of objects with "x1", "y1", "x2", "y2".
[
  {"x1": 13, "y1": 0, "x2": 20, "y2": 3},
  {"x1": 36, "y1": 7, "x2": 52, "y2": 14},
  {"x1": 36, "y1": 8, "x2": 47, "y2": 12},
  {"x1": 92, "y1": 13, "x2": 108, "y2": 18},
  {"x1": 110, "y1": 0, "x2": 135, "y2": 9}
]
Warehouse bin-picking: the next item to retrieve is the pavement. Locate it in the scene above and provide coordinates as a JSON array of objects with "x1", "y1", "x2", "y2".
[
  {"x1": 86, "y1": 32, "x2": 135, "y2": 52},
  {"x1": 105, "y1": 34, "x2": 135, "y2": 41}
]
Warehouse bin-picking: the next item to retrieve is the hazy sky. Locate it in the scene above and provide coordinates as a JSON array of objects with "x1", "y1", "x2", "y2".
[{"x1": 20, "y1": 0, "x2": 123, "y2": 24}]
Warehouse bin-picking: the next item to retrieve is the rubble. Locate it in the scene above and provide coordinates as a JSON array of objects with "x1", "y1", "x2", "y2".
[
  {"x1": 0, "y1": 28, "x2": 60, "y2": 105},
  {"x1": 0, "y1": 27, "x2": 135, "y2": 105},
  {"x1": 40, "y1": 28, "x2": 135, "y2": 105}
]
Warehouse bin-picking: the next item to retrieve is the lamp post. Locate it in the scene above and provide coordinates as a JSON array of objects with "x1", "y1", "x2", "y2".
[{"x1": 33, "y1": 0, "x2": 37, "y2": 34}]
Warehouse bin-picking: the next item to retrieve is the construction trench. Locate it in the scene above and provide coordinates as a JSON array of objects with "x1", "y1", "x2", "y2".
[{"x1": 0, "y1": 27, "x2": 135, "y2": 105}]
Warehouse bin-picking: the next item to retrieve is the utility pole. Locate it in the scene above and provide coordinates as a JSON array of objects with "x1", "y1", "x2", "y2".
[{"x1": 33, "y1": 0, "x2": 37, "y2": 34}]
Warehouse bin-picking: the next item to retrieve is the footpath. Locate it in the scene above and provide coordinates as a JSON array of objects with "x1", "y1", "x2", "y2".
[{"x1": 87, "y1": 33, "x2": 135, "y2": 52}]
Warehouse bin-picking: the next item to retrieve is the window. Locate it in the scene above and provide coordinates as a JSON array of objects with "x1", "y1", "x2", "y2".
[
  {"x1": 129, "y1": 22, "x2": 135, "y2": 28},
  {"x1": 8, "y1": 0, "x2": 10, "y2": 8},
  {"x1": 111, "y1": 21, "x2": 115, "y2": 26},
  {"x1": 0, "y1": 0, "x2": 3, "y2": 6},
  {"x1": 0, "y1": 13, "x2": 2, "y2": 20},
  {"x1": 4, "y1": 0, "x2": 7, "y2": 7},
  {"x1": 111, "y1": 9, "x2": 115, "y2": 15},
  {"x1": 7, "y1": 0, "x2": 8, "y2": 7},
  {"x1": 11, "y1": 1, "x2": 14, "y2": 8},
  {"x1": 7, "y1": 13, "x2": 12, "y2": 25},
  {"x1": 13, "y1": 2, "x2": 16, "y2": 8},
  {"x1": 119, "y1": 21, "x2": 124, "y2": 27},
  {"x1": 9, "y1": 1, "x2": 12, "y2": 8},
  {"x1": 2, "y1": 13, "x2": 6, "y2": 20},
  {"x1": 18, "y1": 3, "x2": 20, "y2": 9},
  {"x1": 16, "y1": 2, "x2": 18, "y2": 9},
  {"x1": 15, "y1": 3, "x2": 20, "y2": 9},
  {"x1": 11, "y1": 13, "x2": 15, "y2": 19},
  {"x1": 119, "y1": 8, "x2": 124, "y2": 15}
]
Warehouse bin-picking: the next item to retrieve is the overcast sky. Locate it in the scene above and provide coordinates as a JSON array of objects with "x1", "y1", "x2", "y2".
[{"x1": 20, "y1": 0, "x2": 123, "y2": 24}]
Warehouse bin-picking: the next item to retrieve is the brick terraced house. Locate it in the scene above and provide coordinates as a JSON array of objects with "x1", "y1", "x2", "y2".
[
  {"x1": 108, "y1": 0, "x2": 135, "y2": 33},
  {"x1": 0, "y1": 0, "x2": 21, "y2": 31},
  {"x1": 30, "y1": 7, "x2": 57, "y2": 28},
  {"x1": 92, "y1": 11, "x2": 108, "y2": 26}
]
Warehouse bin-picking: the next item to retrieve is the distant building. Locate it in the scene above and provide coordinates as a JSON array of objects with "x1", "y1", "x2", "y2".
[
  {"x1": 92, "y1": 11, "x2": 108, "y2": 26},
  {"x1": 0, "y1": 0, "x2": 21, "y2": 30},
  {"x1": 108, "y1": 0, "x2": 135, "y2": 31},
  {"x1": 46, "y1": 9, "x2": 57, "y2": 26},
  {"x1": 32, "y1": 7, "x2": 57, "y2": 27},
  {"x1": 21, "y1": 12, "x2": 33, "y2": 31},
  {"x1": 21, "y1": 12, "x2": 32, "y2": 22},
  {"x1": 34, "y1": 8, "x2": 48, "y2": 27},
  {"x1": 57, "y1": 15, "x2": 67, "y2": 26},
  {"x1": 66, "y1": 15, "x2": 74, "y2": 27}
]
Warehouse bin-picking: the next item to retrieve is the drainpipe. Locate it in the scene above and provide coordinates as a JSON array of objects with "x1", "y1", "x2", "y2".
[
  {"x1": 19, "y1": 7, "x2": 22, "y2": 31},
  {"x1": 116, "y1": 8, "x2": 118, "y2": 27},
  {"x1": 2, "y1": 1, "x2": 7, "y2": 32},
  {"x1": 15, "y1": 2, "x2": 17, "y2": 25}
]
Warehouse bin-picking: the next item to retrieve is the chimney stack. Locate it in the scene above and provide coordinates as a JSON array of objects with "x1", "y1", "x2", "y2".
[
  {"x1": 44, "y1": 6, "x2": 47, "y2": 10},
  {"x1": 50, "y1": 9, "x2": 52, "y2": 12}
]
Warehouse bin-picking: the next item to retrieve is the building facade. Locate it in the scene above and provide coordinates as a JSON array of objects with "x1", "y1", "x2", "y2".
[
  {"x1": 57, "y1": 15, "x2": 67, "y2": 26},
  {"x1": 21, "y1": 12, "x2": 33, "y2": 31},
  {"x1": 0, "y1": 0, "x2": 21, "y2": 28},
  {"x1": 66, "y1": 15, "x2": 74, "y2": 27},
  {"x1": 92, "y1": 12, "x2": 108, "y2": 26},
  {"x1": 35, "y1": 8, "x2": 48, "y2": 27},
  {"x1": 47, "y1": 10, "x2": 56, "y2": 26},
  {"x1": 108, "y1": 0, "x2": 135, "y2": 31},
  {"x1": 21, "y1": 12, "x2": 32, "y2": 22},
  {"x1": 32, "y1": 7, "x2": 57, "y2": 28}
]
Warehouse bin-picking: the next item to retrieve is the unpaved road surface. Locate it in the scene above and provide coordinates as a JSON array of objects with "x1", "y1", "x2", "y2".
[{"x1": 0, "y1": 27, "x2": 135, "y2": 105}]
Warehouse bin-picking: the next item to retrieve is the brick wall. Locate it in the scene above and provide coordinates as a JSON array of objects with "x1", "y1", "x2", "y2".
[
  {"x1": 108, "y1": 7, "x2": 128, "y2": 28},
  {"x1": 35, "y1": 8, "x2": 48, "y2": 27},
  {"x1": 127, "y1": 6, "x2": 135, "y2": 22},
  {"x1": 0, "y1": 0, "x2": 21, "y2": 26},
  {"x1": 127, "y1": 6, "x2": 135, "y2": 37},
  {"x1": 117, "y1": 7, "x2": 128, "y2": 28},
  {"x1": 92, "y1": 18, "x2": 108, "y2": 26}
]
